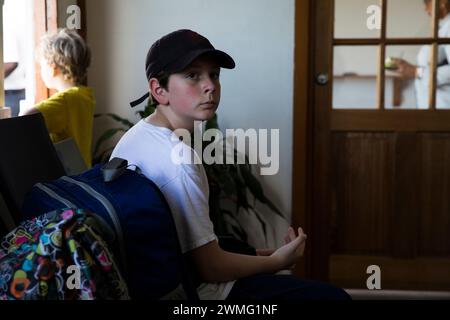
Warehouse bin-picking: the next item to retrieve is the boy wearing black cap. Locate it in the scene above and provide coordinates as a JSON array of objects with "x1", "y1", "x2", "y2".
[{"x1": 112, "y1": 30, "x2": 350, "y2": 300}]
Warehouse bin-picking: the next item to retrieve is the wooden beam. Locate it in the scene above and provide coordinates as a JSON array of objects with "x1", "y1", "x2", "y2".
[
  {"x1": 331, "y1": 110, "x2": 450, "y2": 131},
  {"x1": 292, "y1": 0, "x2": 312, "y2": 278},
  {"x1": 34, "y1": 0, "x2": 58, "y2": 103},
  {"x1": 77, "y1": 0, "x2": 88, "y2": 86},
  {"x1": 77, "y1": 0, "x2": 87, "y2": 41},
  {"x1": 428, "y1": 0, "x2": 440, "y2": 110},
  {"x1": 376, "y1": 0, "x2": 387, "y2": 110},
  {"x1": 34, "y1": 0, "x2": 48, "y2": 103},
  {"x1": 46, "y1": 0, "x2": 58, "y2": 33},
  {"x1": 334, "y1": 38, "x2": 450, "y2": 46},
  {"x1": 308, "y1": 0, "x2": 334, "y2": 281}
]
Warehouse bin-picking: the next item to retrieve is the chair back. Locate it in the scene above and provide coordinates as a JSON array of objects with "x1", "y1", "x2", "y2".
[
  {"x1": 54, "y1": 138, "x2": 88, "y2": 175},
  {"x1": 0, "y1": 113, "x2": 66, "y2": 225}
]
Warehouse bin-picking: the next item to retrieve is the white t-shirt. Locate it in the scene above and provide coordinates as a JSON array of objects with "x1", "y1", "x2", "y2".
[
  {"x1": 3, "y1": 0, "x2": 26, "y2": 90},
  {"x1": 111, "y1": 119, "x2": 235, "y2": 300},
  {"x1": 416, "y1": 13, "x2": 450, "y2": 109}
]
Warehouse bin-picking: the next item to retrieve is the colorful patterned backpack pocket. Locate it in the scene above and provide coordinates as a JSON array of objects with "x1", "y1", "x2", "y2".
[{"x1": 0, "y1": 208, "x2": 129, "y2": 300}]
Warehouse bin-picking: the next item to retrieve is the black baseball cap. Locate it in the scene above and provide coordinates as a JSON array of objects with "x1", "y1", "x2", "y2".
[{"x1": 130, "y1": 29, "x2": 235, "y2": 108}]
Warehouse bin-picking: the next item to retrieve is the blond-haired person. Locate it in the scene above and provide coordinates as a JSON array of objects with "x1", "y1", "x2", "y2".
[{"x1": 21, "y1": 28, "x2": 94, "y2": 167}]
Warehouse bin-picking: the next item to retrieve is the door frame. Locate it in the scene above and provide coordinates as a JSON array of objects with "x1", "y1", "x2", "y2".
[
  {"x1": 34, "y1": 0, "x2": 58, "y2": 103},
  {"x1": 292, "y1": 0, "x2": 330, "y2": 280},
  {"x1": 292, "y1": 0, "x2": 340, "y2": 282}
]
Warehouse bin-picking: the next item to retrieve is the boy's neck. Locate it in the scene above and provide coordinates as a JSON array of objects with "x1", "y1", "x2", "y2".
[
  {"x1": 52, "y1": 77, "x2": 77, "y2": 92},
  {"x1": 146, "y1": 107, "x2": 195, "y2": 132}
]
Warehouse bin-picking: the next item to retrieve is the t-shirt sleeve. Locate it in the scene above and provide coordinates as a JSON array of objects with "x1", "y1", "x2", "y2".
[
  {"x1": 35, "y1": 94, "x2": 67, "y2": 136},
  {"x1": 161, "y1": 164, "x2": 218, "y2": 254}
]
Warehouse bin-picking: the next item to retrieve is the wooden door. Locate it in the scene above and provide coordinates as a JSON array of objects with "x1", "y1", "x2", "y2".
[{"x1": 308, "y1": 0, "x2": 450, "y2": 290}]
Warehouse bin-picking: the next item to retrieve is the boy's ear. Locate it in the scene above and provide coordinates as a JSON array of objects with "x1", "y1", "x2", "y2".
[
  {"x1": 149, "y1": 78, "x2": 169, "y2": 105},
  {"x1": 49, "y1": 63, "x2": 59, "y2": 77}
]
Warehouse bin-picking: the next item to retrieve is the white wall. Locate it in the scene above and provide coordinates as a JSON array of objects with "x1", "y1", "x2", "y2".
[{"x1": 86, "y1": 0, "x2": 294, "y2": 248}]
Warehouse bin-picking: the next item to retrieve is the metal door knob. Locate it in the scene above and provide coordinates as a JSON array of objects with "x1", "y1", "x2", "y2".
[{"x1": 316, "y1": 73, "x2": 329, "y2": 85}]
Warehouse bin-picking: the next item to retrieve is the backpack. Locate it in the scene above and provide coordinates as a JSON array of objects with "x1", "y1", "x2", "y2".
[
  {"x1": 0, "y1": 208, "x2": 129, "y2": 300},
  {"x1": 21, "y1": 162, "x2": 198, "y2": 300}
]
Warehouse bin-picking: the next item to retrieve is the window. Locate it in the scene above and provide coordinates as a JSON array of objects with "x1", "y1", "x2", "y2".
[
  {"x1": 333, "y1": 0, "x2": 450, "y2": 110},
  {"x1": 1, "y1": 0, "x2": 58, "y2": 119}
]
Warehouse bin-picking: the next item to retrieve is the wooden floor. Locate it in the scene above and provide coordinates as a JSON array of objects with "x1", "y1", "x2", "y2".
[
  {"x1": 345, "y1": 289, "x2": 450, "y2": 300},
  {"x1": 330, "y1": 255, "x2": 450, "y2": 291}
]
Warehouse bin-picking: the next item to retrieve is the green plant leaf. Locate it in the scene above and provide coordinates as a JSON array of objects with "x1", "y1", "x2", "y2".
[
  {"x1": 239, "y1": 165, "x2": 265, "y2": 202},
  {"x1": 137, "y1": 105, "x2": 156, "y2": 119},
  {"x1": 94, "y1": 128, "x2": 127, "y2": 156},
  {"x1": 264, "y1": 198, "x2": 284, "y2": 218},
  {"x1": 233, "y1": 181, "x2": 250, "y2": 211},
  {"x1": 230, "y1": 226, "x2": 247, "y2": 242},
  {"x1": 205, "y1": 114, "x2": 219, "y2": 131},
  {"x1": 238, "y1": 164, "x2": 285, "y2": 219},
  {"x1": 92, "y1": 146, "x2": 114, "y2": 165},
  {"x1": 249, "y1": 208, "x2": 268, "y2": 247},
  {"x1": 211, "y1": 164, "x2": 236, "y2": 197},
  {"x1": 222, "y1": 210, "x2": 247, "y2": 242}
]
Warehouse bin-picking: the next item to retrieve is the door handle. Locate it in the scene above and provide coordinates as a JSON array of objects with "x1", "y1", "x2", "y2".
[{"x1": 316, "y1": 73, "x2": 329, "y2": 86}]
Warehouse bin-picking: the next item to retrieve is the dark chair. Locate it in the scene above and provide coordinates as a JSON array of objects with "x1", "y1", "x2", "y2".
[
  {"x1": 0, "y1": 113, "x2": 66, "y2": 225},
  {"x1": 0, "y1": 192, "x2": 15, "y2": 237}
]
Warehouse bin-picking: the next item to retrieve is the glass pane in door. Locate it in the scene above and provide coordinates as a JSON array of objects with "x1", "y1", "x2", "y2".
[
  {"x1": 435, "y1": 44, "x2": 450, "y2": 109},
  {"x1": 385, "y1": 45, "x2": 428, "y2": 109},
  {"x1": 387, "y1": 0, "x2": 432, "y2": 38},
  {"x1": 335, "y1": 0, "x2": 380, "y2": 39},
  {"x1": 333, "y1": 46, "x2": 378, "y2": 109}
]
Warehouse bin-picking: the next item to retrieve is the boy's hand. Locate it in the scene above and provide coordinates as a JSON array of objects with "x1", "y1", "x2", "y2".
[
  {"x1": 271, "y1": 227, "x2": 307, "y2": 270},
  {"x1": 256, "y1": 227, "x2": 303, "y2": 256},
  {"x1": 256, "y1": 248, "x2": 275, "y2": 256},
  {"x1": 284, "y1": 226, "x2": 297, "y2": 244}
]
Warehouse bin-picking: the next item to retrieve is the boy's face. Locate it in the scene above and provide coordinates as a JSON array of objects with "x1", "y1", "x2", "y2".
[{"x1": 164, "y1": 56, "x2": 221, "y2": 124}]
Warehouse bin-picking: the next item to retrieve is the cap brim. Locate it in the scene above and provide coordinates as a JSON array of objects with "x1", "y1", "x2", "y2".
[{"x1": 166, "y1": 48, "x2": 235, "y2": 73}]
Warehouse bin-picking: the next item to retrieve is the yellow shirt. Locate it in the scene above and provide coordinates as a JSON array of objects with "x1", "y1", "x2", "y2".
[{"x1": 36, "y1": 86, "x2": 95, "y2": 167}]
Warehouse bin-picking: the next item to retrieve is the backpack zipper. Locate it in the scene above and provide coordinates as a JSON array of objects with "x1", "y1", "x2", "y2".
[
  {"x1": 36, "y1": 183, "x2": 76, "y2": 208},
  {"x1": 60, "y1": 176, "x2": 127, "y2": 272}
]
